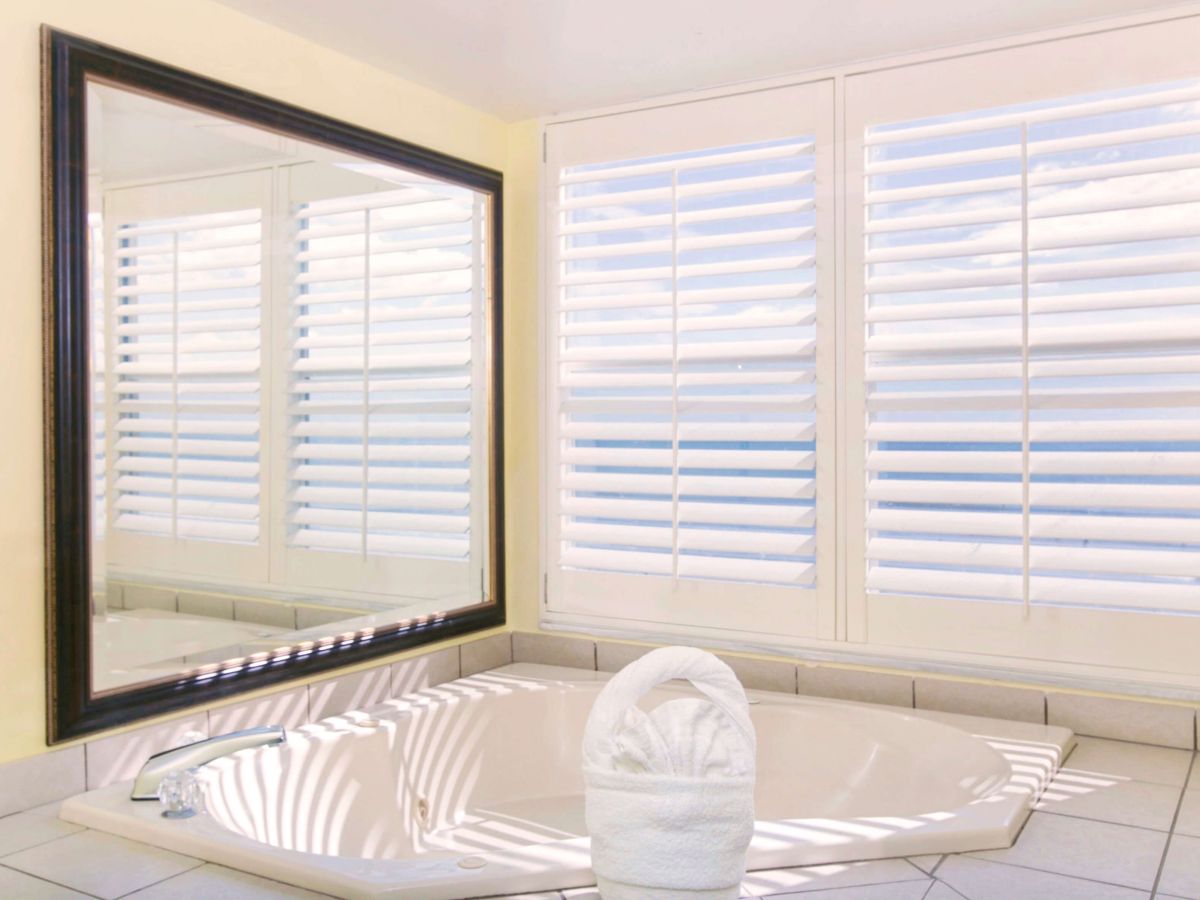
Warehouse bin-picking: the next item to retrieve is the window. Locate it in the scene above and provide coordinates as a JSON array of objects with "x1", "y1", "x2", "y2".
[
  {"x1": 101, "y1": 165, "x2": 491, "y2": 607},
  {"x1": 844, "y1": 15, "x2": 1200, "y2": 675},
  {"x1": 544, "y1": 83, "x2": 836, "y2": 640},
  {"x1": 547, "y1": 13, "x2": 1200, "y2": 683},
  {"x1": 280, "y1": 166, "x2": 488, "y2": 600},
  {"x1": 104, "y1": 171, "x2": 270, "y2": 580},
  {"x1": 861, "y1": 80, "x2": 1200, "y2": 614}
]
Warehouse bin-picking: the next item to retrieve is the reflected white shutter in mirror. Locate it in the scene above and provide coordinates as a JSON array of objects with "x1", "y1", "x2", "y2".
[
  {"x1": 108, "y1": 204, "x2": 264, "y2": 546},
  {"x1": 283, "y1": 170, "x2": 488, "y2": 602}
]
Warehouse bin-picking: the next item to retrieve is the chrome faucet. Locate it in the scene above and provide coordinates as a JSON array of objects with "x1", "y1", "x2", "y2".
[{"x1": 131, "y1": 725, "x2": 286, "y2": 801}]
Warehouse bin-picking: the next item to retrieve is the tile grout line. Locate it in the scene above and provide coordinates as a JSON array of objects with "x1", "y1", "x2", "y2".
[
  {"x1": 755, "y1": 877, "x2": 937, "y2": 900},
  {"x1": 0, "y1": 857, "x2": 106, "y2": 899},
  {"x1": 1149, "y1": 750, "x2": 1195, "y2": 899},
  {"x1": 1034, "y1": 805, "x2": 1175, "y2": 834},
  {"x1": 0, "y1": 825, "x2": 88, "y2": 861},
  {"x1": 927, "y1": 874, "x2": 969, "y2": 900},
  {"x1": 960, "y1": 848, "x2": 1160, "y2": 893},
  {"x1": 902, "y1": 857, "x2": 935, "y2": 878},
  {"x1": 109, "y1": 855, "x2": 207, "y2": 899},
  {"x1": 1070, "y1": 733, "x2": 1197, "y2": 756}
]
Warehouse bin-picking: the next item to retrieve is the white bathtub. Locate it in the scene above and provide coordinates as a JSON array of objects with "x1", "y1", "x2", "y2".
[{"x1": 61, "y1": 663, "x2": 1074, "y2": 899}]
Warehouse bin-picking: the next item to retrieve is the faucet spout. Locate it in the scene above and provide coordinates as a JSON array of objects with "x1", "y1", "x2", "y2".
[{"x1": 131, "y1": 725, "x2": 286, "y2": 801}]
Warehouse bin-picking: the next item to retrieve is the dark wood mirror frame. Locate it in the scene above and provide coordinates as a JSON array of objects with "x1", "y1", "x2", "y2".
[{"x1": 41, "y1": 27, "x2": 505, "y2": 743}]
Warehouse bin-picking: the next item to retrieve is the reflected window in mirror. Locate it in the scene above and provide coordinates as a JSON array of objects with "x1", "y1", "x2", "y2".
[{"x1": 84, "y1": 82, "x2": 495, "y2": 695}]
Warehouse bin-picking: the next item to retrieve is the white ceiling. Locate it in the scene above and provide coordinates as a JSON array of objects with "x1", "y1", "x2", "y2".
[{"x1": 217, "y1": 0, "x2": 1191, "y2": 121}]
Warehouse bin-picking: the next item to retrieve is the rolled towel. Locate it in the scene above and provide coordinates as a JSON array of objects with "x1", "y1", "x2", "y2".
[{"x1": 583, "y1": 646, "x2": 757, "y2": 900}]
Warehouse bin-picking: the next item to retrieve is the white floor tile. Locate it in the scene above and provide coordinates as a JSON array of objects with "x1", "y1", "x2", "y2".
[
  {"x1": 1158, "y1": 833, "x2": 1200, "y2": 899},
  {"x1": 741, "y1": 858, "x2": 927, "y2": 895},
  {"x1": 0, "y1": 865, "x2": 91, "y2": 899},
  {"x1": 3, "y1": 830, "x2": 201, "y2": 900},
  {"x1": 967, "y1": 812, "x2": 1167, "y2": 890},
  {"x1": 768, "y1": 881, "x2": 931, "y2": 900},
  {"x1": 1033, "y1": 769, "x2": 1182, "y2": 830},
  {"x1": 0, "y1": 802, "x2": 84, "y2": 857},
  {"x1": 122, "y1": 863, "x2": 334, "y2": 898},
  {"x1": 1061, "y1": 737, "x2": 1193, "y2": 786},
  {"x1": 935, "y1": 855, "x2": 1150, "y2": 899},
  {"x1": 1175, "y1": 788, "x2": 1200, "y2": 838}
]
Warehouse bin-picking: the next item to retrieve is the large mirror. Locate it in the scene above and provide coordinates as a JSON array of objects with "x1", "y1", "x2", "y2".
[{"x1": 44, "y1": 30, "x2": 504, "y2": 740}]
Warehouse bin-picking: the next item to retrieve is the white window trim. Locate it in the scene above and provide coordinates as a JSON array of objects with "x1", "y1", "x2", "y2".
[{"x1": 537, "y1": 1, "x2": 1200, "y2": 697}]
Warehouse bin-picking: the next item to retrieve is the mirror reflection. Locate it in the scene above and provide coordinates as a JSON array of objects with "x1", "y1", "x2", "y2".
[{"x1": 86, "y1": 81, "x2": 494, "y2": 694}]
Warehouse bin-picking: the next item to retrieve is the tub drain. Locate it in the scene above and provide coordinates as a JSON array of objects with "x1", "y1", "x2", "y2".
[
  {"x1": 415, "y1": 795, "x2": 431, "y2": 829},
  {"x1": 457, "y1": 856, "x2": 486, "y2": 869}
]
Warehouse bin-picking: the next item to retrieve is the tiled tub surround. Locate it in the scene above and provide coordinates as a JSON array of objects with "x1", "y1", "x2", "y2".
[
  {"x1": 0, "y1": 630, "x2": 1196, "y2": 897},
  {"x1": 109, "y1": 582, "x2": 383, "y2": 631},
  {"x1": 5, "y1": 737, "x2": 1200, "y2": 899},
  {"x1": 59, "y1": 663, "x2": 1073, "y2": 898},
  {"x1": 93, "y1": 582, "x2": 429, "y2": 692}
]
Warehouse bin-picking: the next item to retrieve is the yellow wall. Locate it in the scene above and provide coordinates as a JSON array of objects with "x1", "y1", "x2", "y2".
[
  {"x1": 0, "y1": 0, "x2": 535, "y2": 765},
  {"x1": 503, "y1": 118, "x2": 543, "y2": 632}
]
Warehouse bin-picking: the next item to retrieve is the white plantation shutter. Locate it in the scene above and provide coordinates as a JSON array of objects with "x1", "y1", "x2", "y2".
[
  {"x1": 545, "y1": 82, "x2": 835, "y2": 638},
  {"x1": 1024, "y1": 82, "x2": 1200, "y2": 614},
  {"x1": 845, "y1": 15, "x2": 1200, "y2": 673},
  {"x1": 104, "y1": 171, "x2": 269, "y2": 579},
  {"x1": 862, "y1": 79, "x2": 1200, "y2": 614},
  {"x1": 283, "y1": 175, "x2": 486, "y2": 601}
]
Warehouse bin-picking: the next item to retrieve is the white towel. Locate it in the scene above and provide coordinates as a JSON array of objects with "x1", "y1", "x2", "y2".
[{"x1": 583, "y1": 646, "x2": 757, "y2": 900}]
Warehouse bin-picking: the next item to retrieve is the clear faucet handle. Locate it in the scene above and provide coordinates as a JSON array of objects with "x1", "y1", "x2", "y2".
[{"x1": 158, "y1": 767, "x2": 202, "y2": 819}]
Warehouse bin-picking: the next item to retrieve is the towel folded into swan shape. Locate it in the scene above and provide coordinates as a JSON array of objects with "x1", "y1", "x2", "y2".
[{"x1": 582, "y1": 646, "x2": 757, "y2": 900}]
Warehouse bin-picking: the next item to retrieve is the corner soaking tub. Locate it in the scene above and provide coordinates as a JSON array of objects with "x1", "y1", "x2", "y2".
[{"x1": 61, "y1": 663, "x2": 1073, "y2": 899}]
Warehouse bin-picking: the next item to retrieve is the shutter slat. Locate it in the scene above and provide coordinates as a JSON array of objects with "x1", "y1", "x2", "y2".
[
  {"x1": 560, "y1": 142, "x2": 812, "y2": 183},
  {"x1": 677, "y1": 556, "x2": 815, "y2": 585},
  {"x1": 865, "y1": 83, "x2": 1200, "y2": 146},
  {"x1": 291, "y1": 485, "x2": 468, "y2": 510}
]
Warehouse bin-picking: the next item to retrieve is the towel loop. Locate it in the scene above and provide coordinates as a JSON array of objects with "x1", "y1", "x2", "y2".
[{"x1": 583, "y1": 646, "x2": 755, "y2": 771}]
